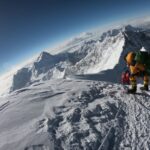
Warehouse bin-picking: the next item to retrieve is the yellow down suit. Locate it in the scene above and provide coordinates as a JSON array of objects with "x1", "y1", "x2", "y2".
[{"x1": 125, "y1": 52, "x2": 149, "y2": 88}]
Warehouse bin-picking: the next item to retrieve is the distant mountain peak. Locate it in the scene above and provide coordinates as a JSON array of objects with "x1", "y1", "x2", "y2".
[
  {"x1": 123, "y1": 25, "x2": 140, "y2": 32},
  {"x1": 37, "y1": 51, "x2": 53, "y2": 62}
]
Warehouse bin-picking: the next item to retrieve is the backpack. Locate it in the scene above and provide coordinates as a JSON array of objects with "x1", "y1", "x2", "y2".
[{"x1": 134, "y1": 51, "x2": 150, "y2": 75}]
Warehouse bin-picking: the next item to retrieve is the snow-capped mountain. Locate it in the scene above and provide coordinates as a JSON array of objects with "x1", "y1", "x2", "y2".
[
  {"x1": 1, "y1": 21, "x2": 150, "y2": 150},
  {"x1": 1, "y1": 24, "x2": 150, "y2": 96}
]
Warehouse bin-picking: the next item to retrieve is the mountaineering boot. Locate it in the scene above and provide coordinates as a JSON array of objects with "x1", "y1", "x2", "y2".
[
  {"x1": 127, "y1": 86, "x2": 137, "y2": 94},
  {"x1": 127, "y1": 76, "x2": 137, "y2": 94},
  {"x1": 140, "y1": 78, "x2": 149, "y2": 91},
  {"x1": 140, "y1": 84, "x2": 149, "y2": 91}
]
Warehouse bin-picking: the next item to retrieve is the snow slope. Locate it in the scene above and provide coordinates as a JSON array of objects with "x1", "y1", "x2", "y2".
[{"x1": 0, "y1": 79, "x2": 150, "y2": 150}]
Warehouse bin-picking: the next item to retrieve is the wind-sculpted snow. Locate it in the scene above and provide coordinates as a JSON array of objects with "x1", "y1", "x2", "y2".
[{"x1": 0, "y1": 79, "x2": 150, "y2": 150}]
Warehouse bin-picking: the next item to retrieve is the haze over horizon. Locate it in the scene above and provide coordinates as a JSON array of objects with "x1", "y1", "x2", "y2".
[{"x1": 0, "y1": 0, "x2": 150, "y2": 75}]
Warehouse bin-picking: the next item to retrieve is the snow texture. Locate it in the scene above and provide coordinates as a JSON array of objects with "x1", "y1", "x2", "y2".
[{"x1": 0, "y1": 79, "x2": 150, "y2": 150}]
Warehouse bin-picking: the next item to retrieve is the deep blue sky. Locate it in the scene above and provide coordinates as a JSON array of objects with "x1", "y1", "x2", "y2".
[{"x1": 0, "y1": 0, "x2": 150, "y2": 75}]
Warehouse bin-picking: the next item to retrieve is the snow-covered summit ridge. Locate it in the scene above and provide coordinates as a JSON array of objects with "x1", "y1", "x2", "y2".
[{"x1": 1, "y1": 24, "x2": 150, "y2": 96}]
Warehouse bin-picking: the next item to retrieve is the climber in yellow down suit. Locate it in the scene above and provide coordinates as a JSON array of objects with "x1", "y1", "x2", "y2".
[{"x1": 124, "y1": 51, "x2": 149, "y2": 93}]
